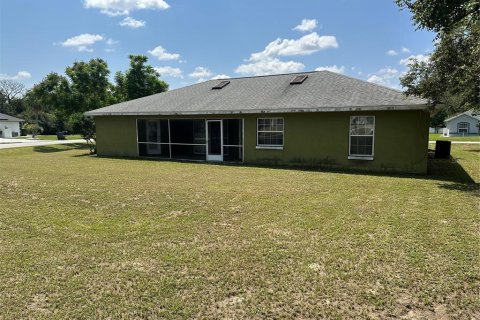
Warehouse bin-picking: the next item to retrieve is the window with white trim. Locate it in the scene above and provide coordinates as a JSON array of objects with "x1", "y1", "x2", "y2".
[
  {"x1": 458, "y1": 122, "x2": 469, "y2": 133},
  {"x1": 349, "y1": 116, "x2": 375, "y2": 158},
  {"x1": 257, "y1": 118, "x2": 284, "y2": 147}
]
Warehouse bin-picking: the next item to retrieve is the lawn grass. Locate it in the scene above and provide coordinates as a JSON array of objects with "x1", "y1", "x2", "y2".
[
  {"x1": 429, "y1": 133, "x2": 480, "y2": 142},
  {"x1": 36, "y1": 134, "x2": 83, "y2": 140},
  {"x1": 0, "y1": 144, "x2": 478, "y2": 319}
]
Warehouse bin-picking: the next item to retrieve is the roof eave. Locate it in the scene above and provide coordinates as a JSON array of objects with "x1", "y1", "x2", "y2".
[
  {"x1": 85, "y1": 104, "x2": 428, "y2": 117},
  {"x1": 444, "y1": 112, "x2": 480, "y2": 122},
  {"x1": 0, "y1": 119, "x2": 24, "y2": 122}
]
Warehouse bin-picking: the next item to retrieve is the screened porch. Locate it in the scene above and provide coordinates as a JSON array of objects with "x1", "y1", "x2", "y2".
[{"x1": 137, "y1": 119, "x2": 243, "y2": 162}]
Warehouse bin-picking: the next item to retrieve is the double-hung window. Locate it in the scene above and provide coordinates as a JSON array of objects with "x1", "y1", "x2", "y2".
[
  {"x1": 349, "y1": 116, "x2": 375, "y2": 160},
  {"x1": 458, "y1": 122, "x2": 469, "y2": 134},
  {"x1": 257, "y1": 118, "x2": 284, "y2": 148}
]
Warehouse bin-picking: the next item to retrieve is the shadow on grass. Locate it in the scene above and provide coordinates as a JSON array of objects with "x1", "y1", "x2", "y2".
[
  {"x1": 427, "y1": 157, "x2": 479, "y2": 195},
  {"x1": 33, "y1": 143, "x2": 89, "y2": 153},
  {"x1": 101, "y1": 152, "x2": 471, "y2": 177},
  {"x1": 464, "y1": 148, "x2": 480, "y2": 153},
  {"x1": 92, "y1": 149, "x2": 478, "y2": 195},
  {"x1": 72, "y1": 153, "x2": 95, "y2": 158},
  {"x1": 437, "y1": 182, "x2": 479, "y2": 194}
]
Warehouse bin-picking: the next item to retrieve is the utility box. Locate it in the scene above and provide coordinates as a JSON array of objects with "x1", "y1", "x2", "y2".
[{"x1": 435, "y1": 140, "x2": 451, "y2": 159}]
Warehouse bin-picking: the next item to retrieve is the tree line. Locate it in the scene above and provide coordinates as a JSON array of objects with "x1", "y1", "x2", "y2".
[{"x1": 0, "y1": 55, "x2": 168, "y2": 136}]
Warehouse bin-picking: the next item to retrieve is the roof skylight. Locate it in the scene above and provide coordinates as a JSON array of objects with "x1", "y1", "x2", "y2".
[
  {"x1": 212, "y1": 80, "x2": 230, "y2": 90},
  {"x1": 290, "y1": 75, "x2": 308, "y2": 84}
]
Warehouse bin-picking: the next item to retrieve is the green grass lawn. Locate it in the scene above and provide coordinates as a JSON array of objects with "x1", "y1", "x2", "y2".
[
  {"x1": 429, "y1": 133, "x2": 480, "y2": 142},
  {"x1": 0, "y1": 144, "x2": 478, "y2": 319},
  {"x1": 36, "y1": 134, "x2": 83, "y2": 140}
]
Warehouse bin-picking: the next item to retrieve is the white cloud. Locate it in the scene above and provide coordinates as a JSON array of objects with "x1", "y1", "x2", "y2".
[
  {"x1": 147, "y1": 45, "x2": 180, "y2": 60},
  {"x1": 84, "y1": 0, "x2": 170, "y2": 16},
  {"x1": 367, "y1": 75, "x2": 385, "y2": 85},
  {"x1": 401, "y1": 47, "x2": 411, "y2": 53},
  {"x1": 367, "y1": 66, "x2": 400, "y2": 89},
  {"x1": 17, "y1": 71, "x2": 31, "y2": 79},
  {"x1": 0, "y1": 71, "x2": 31, "y2": 80},
  {"x1": 315, "y1": 65, "x2": 345, "y2": 74},
  {"x1": 386, "y1": 49, "x2": 398, "y2": 56},
  {"x1": 211, "y1": 74, "x2": 230, "y2": 80},
  {"x1": 106, "y1": 38, "x2": 118, "y2": 45},
  {"x1": 293, "y1": 19, "x2": 318, "y2": 32},
  {"x1": 154, "y1": 66, "x2": 183, "y2": 78},
  {"x1": 59, "y1": 33, "x2": 103, "y2": 52},
  {"x1": 399, "y1": 54, "x2": 430, "y2": 66},
  {"x1": 234, "y1": 31, "x2": 335, "y2": 77},
  {"x1": 235, "y1": 57, "x2": 305, "y2": 76},
  {"x1": 189, "y1": 67, "x2": 212, "y2": 78},
  {"x1": 119, "y1": 16, "x2": 145, "y2": 28},
  {"x1": 104, "y1": 38, "x2": 117, "y2": 52},
  {"x1": 78, "y1": 46, "x2": 94, "y2": 52},
  {"x1": 378, "y1": 67, "x2": 399, "y2": 77},
  {"x1": 248, "y1": 32, "x2": 338, "y2": 61}
]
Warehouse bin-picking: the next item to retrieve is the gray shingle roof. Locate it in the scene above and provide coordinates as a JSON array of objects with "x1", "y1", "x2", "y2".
[
  {"x1": 0, "y1": 112, "x2": 24, "y2": 122},
  {"x1": 86, "y1": 71, "x2": 427, "y2": 116},
  {"x1": 445, "y1": 109, "x2": 480, "y2": 122}
]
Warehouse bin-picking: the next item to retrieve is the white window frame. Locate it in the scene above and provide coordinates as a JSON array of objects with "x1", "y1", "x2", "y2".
[
  {"x1": 348, "y1": 115, "x2": 375, "y2": 160},
  {"x1": 256, "y1": 117, "x2": 284, "y2": 150},
  {"x1": 457, "y1": 122, "x2": 469, "y2": 134}
]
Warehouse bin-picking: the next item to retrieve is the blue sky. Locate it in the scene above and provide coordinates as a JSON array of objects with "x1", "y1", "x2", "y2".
[{"x1": 0, "y1": 0, "x2": 434, "y2": 90}]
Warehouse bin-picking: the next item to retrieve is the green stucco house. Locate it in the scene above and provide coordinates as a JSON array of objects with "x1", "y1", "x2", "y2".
[{"x1": 85, "y1": 71, "x2": 429, "y2": 174}]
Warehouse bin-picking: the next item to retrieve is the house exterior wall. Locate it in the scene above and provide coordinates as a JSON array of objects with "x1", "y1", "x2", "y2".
[
  {"x1": 95, "y1": 116, "x2": 139, "y2": 157},
  {"x1": 0, "y1": 121, "x2": 21, "y2": 138},
  {"x1": 94, "y1": 109, "x2": 429, "y2": 174},
  {"x1": 445, "y1": 114, "x2": 479, "y2": 135}
]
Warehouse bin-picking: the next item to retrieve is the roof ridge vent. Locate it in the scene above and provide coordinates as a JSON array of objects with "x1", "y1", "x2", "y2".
[
  {"x1": 212, "y1": 80, "x2": 230, "y2": 90},
  {"x1": 290, "y1": 74, "x2": 308, "y2": 85}
]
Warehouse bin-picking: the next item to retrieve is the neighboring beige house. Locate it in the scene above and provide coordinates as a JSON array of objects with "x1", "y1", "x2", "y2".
[
  {"x1": 0, "y1": 112, "x2": 23, "y2": 138},
  {"x1": 444, "y1": 110, "x2": 480, "y2": 136}
]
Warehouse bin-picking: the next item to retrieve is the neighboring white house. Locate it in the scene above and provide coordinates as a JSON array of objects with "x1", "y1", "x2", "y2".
[
  {"x1": 444, "y1": 110, "x2": 480, "y2": 136},
  {"x1": 0, "y1": 112, "x2": 24, "y2": 138}
]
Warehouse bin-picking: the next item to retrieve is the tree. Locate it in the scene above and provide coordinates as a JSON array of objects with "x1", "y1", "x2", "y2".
[
  {"x1": 396, "y1": 0, "x2": 480, "y2": 112},
  {"x1": 65, "y1": 58, "x2": 111, "y2": 113},
  {"x1": 122, "y1": 55, "x2": 168, "y2": 101},
  {"x1": 71, "y1": 113, "x2": 96, "y2": 154},
  {"x1": 0, "y1": 80, "x2": 25, "y2": 104},
  {"x1": 24, "y1": 73, "x2": 71, "y2": 133},
  {"x1": 430, "y1": 108, "x2": 447, "y2": 132},
  {"x1": 26, "y1": 73, "x2": 71, "y2": 113},
  {"x1": 0, "y1": 96, "x2": 25, "y2": 116},
  {"x1": 395, "y1": 0, "x2": 479, "y2": 32},
  {"x1": 0, "y1": 80, "x2": 25, "y2": 115},
  {"x1": 23, "y1": 123, "x2": 43, "y2": 138},
  {"x1": 113, "y1": 71, "x2": 128, "y2": 103}
]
